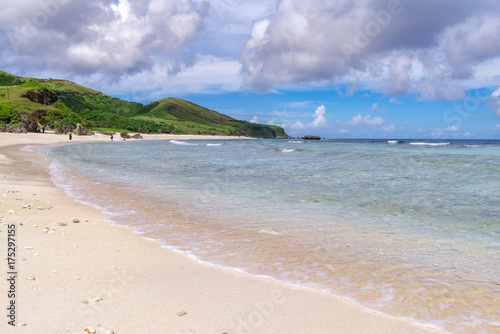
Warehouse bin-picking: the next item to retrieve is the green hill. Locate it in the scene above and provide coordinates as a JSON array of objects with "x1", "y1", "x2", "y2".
[{"x1": 0, "y1": 71, "x2": 289, "y2": 138}]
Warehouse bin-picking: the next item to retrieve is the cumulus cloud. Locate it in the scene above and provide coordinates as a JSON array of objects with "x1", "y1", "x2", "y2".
[
  {"x1": 446, "y1": 15, "x2": 500, "y2": 79},
  {"x1": 239, "y1": 0, "x2": 500, "y2": 98},
  {"x1": 92, "y1": 54, "x2": 242, "y2": 101},
  {"x1": 444, "y1": 125, "x2": 460, "y2": 132},
  {"x1": 387, "y1": 55, "x2": 412, "y2": 95},
  {"x1": 337, "y1": 114, "x2": 384, "y2": 128},
  {"x1": 0, "y1": 0, "x2": 207, "y2": 78},
  {"x1": 389, "y1": 97, "x2": 402, "y2": 104},
  {"x1": 269, "y1": 105, "x2": 331, "y2": 130},
  {"x1": 382, "y1": 124, "x2": 396, "y2": 132},
  {"x1": 371, "y1": 103, "x2": 378, "y2": 112},
  {"x1": 249, "y1": 116, "x2": 260, "y2": 124},
  {"x1": 483, "y1": 87, "x2": 500, "y2": 118}
]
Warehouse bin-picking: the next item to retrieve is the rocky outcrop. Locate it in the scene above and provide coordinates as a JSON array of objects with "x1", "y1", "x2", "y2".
[
  {"x1": 0, "y1": 124, "x2": 28, "y2": 133},
  {"x1": 21, "y1": 88, "x2": 58, "y2": 105},
  {"x1": 19, "y1": 109, "x2": 47, "y2": 132},
  {"x1": 120, "y1": 131, "x2": 143, "y2": 139},
  {"x1": 55, "y1": 124, "x2": 74, "y2": 135},
  {"x1": 302, "y1": 135, "x2": 321, "y2": 140},
  {"x1": 120, "y1": 130, "x2": 131, "y2": 139},
  {"x1": 131, "y1": 133, "x2": 143, "y2": 139},
  {"x1": 75, "y1": 123, "x2": 92, "y2": 135},
  {"x1": 54, "y1": 123, "x2": 92, "y2": 135}
]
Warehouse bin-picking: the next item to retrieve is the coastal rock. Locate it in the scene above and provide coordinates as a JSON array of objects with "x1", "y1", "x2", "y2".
[
  {"x1": 55, "y1": 124, "x2": 73, "y2": 135},
  {"x1": 75, "y1": 123, "x2": 93, "y2": 136},
  {"x1": 120, "y1": 131, "x2": 131, "y2": 139},
  {"x1": 301, "y1": 135, "x2": 321, "y2": 140},
  {"x1": 20, "y1": 109, "x2": 48, "y2": 132},
  {"x1": 75, "y1": 123, "x2": 84, "y2": 135},
  {"x1": 0, "y1": 124, "x2": 28, "y2": 133},
  {"x1": 131, "y1": 133, "x2": 143, "y2": 139}
]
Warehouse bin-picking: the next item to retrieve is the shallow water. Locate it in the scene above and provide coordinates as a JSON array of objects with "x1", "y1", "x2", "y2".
[{"x1": 38, "y1": 139, "x2": 500, "y2": 333}]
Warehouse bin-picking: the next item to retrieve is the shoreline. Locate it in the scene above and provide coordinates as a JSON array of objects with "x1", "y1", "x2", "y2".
[{"x1": 0, "y1": 133, "x2": 443, "y2": 333}]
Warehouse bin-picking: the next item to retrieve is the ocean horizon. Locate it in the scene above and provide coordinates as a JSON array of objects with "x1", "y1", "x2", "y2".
[{"x1": 36, "y1": 138, "x2": 500, "y2": 333}]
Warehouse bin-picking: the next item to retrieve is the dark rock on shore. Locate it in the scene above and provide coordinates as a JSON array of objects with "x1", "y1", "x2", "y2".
[
  {"x1": 20, "y1": 109, "x2": 47, "y2": 132},
  {"x1": 302, "y1": 135, "x2": 321, "y2": 140},
  {"x1": 120, "y1": 131, "x2": 131, "y2": 139},
  {"x1": 131, "y1": 133, "x2": 143, "y2": 139},
  {"x1": 120, "y1": 131, "x2": 143, "y2": 139}
]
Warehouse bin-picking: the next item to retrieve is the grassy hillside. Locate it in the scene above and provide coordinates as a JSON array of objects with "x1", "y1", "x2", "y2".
[{"x1": 0, "y1": 71, "x2": 288, "y2": 138}]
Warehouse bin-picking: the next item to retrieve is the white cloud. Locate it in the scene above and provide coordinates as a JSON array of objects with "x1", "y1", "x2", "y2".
[
  {"x1": 382, "y1": 124, "x2": 396, "y2": 132},
  {"x1": 492, "y1": 88, "x2": 500, "y2": 98},
  {"x1": 268, "y1": 105, "x2": 331, "y2": 130},
  {"x1": 0, "y1": 0, "x2": 206, "y2": 78},
  {"x1": 289, "y1": 105, "x2": 330, "y2": 130},
  {"x1": 371, "y1": 103, "x2": 378, "y2": 112},
  {"x1": 389, "y1": 97, "x2": 402, "y2": 104},
  {"x1": 492, "y1": 124, "x2": 500, "y2": 131},
  {"x1": 432, "y1": 128, "x2": 444, "y2": 138},
  {"x1": 444, "y1": 125, "x2": 460, "y2": 132},
  {"x1": 239, "y1": 0, "x2": 500, "y2": 99},
  {"x1": 337, "y1": 114, "x2": 384, "y2": 128},
  {"x1": 387, "y1": 55, "x2": 412, "y2": 95},
  {"x1": 103, "y1": 55, "x2": 242, "y2": 98},
  {"x1": 250, "y1": 116, "x2": 260, "y2": 124}
]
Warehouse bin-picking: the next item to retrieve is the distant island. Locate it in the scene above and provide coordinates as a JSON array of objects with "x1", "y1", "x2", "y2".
[
  {"x1": 0, "y1": 71, "x2": 289, "y2": 139},
  {"x1": 302, "y1": 135, "x2": 322, "y2": 140}
]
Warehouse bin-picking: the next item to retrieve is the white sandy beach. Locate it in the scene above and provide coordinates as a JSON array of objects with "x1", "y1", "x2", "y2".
[{"x1": 0, "y1": 132, "x2": 443, "y2": 334}]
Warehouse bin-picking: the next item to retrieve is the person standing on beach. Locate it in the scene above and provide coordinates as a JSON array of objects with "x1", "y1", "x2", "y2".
[
  {"x1": 68, "y1": 131, "x2": 72, "y2": 140},
  {"x1": 111, "y1": 134, "x2": 114, "y2": 141}
]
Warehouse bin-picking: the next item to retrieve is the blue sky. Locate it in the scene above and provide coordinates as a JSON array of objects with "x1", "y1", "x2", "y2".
[{"x1": 1, "y1": 0, "x2": 500, "y2": 139}]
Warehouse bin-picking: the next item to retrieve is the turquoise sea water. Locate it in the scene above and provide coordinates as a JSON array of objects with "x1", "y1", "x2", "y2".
[{"x1": 38, "y1": 139, "x2": 500, "y2": 333}]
